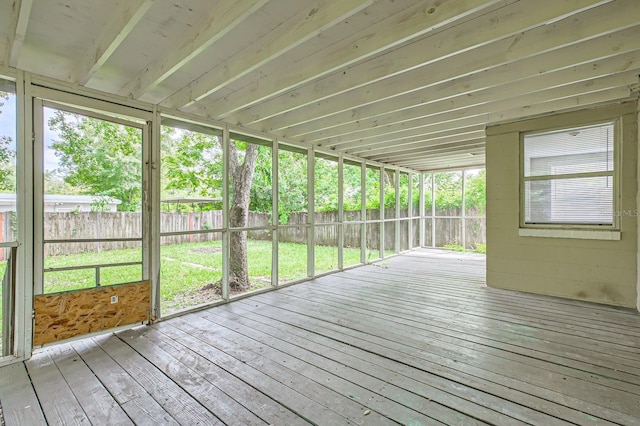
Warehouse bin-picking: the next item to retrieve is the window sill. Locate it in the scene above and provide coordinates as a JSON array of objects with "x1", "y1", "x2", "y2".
[{"x1": 518, "y1": 228, "x2": 620, "y2": 240}]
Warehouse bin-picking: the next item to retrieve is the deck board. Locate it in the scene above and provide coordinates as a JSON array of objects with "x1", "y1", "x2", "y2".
[
  {"x1": 0, "y1": 363, "x2": 46, "y2": 426},
  {"x1": 1, "y1": 249, "x2": 640, "y2": 425}
]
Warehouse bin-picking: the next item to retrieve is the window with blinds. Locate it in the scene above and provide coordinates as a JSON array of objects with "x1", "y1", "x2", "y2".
[{"x1": 522, "y1": 122, "x2": 616, "y2": 226}]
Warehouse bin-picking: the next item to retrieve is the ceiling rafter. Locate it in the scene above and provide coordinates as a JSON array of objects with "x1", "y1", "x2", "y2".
[
  {"x1": 5, "y1": 0, "x2": 33, "y2": 68},
  {"x1": 323, "y1": 116, "x2": 489, "y2": 150},
  {"x1": 403, "y1": 155, "x2": 487, "y2": 171},
  {"x1": 294, "y1": 45, "x2": 640, "y2": 145},
  {"x1": 72, "y1": 0, "x2": 154, "y2": 86},
  {"x1": 396, "y1": 88, "x2": 632, "y2": 170},
  {"x1": 370, "y1": 139, "x2": 487, "y2": 163},
  {"x1": 288, "y1": 34, "x2": 640, "y2": 141},
  {"x1": 342, "y1": 56, "x2": 640, "y2": 155},
  {"x1": 486, "y1": 87, "x2": 634, "y2": 125},
  {"x1": 349, "y1": 75, "x2": 636, "y2": 167},
  {"x1": 6, "y1": 0, "x2": 638, "y2": 171},
  {"x1": 195, "y1": 0, "x2": 509, "y2": 119},
  {"x1": 160, "y1": 0, "x2": 376, "y2": 110},
  {"x1": 352, "y1": 130, "x2": 487, "y2": 157},
  {"x1": 230, "y1": 0, "x2": 616, "y2": 129},
  {"x1": 371, "y1": 141, "x2": 488, "y2": 163},
  {"x1": 341, "y1": 124, "x2": 487, "y2": 154},
  {"x1": 122, "y1": 0, "x2": 269, "y2": 99}
]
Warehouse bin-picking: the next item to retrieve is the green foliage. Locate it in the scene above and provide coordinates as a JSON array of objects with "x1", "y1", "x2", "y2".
[
  {"x1": 464, "y1": 169, "x2": 486, "y2": 213},
  {"x1": 49, "y1": 111, "x2": 142, "y2": 211},
  {"x1": 0, "y1": 135, "x2": 15, "y2": 191},
  {"x1": 343, "y1": 163, "x2": 362, "y2": 211},
  {"x1": 443, "y1": 243, "x2": 486, "y2": 254},
  {"x1": 435, "y1": 172, "x2": 463, "y2": 210},
  {"x1": 273, "y1": 149, "x2": 308, "y2": 222},
  {"x1": 46, "y1": 114, "x2": 486, "y2": 218},
  {"x1": 365, "y1": 166, "x2": 381, "y2": 209},
  {"x1": 0, "y1": 92, "x2": 15, "y2": 191},
  {"x1": 161, "y1": 127, "x2": 223, "y2": 202},
  {"x1": 424, "y1": 170, "x2": 486, "y2": 213},
  {"x1": 249, "y1": 146, "x2": 274, "y2": 214},
  {"x1": 314, "y1": 157, "x2": 339, "y2": 212}
]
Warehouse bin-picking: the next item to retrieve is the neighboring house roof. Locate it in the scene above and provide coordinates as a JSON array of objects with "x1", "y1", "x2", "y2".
[{"x1": 0, "y1": 194, "x2": 121, "y2": 204}]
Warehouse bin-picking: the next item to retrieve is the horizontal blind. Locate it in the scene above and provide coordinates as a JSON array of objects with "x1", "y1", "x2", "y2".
[{"x1": 523, "y1": 123, "x2": 614, "y2": 225}]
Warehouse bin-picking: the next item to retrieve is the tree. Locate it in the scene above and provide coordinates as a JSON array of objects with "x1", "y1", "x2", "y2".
[
  {"x1": 228, "y1": 141, "x2": 260, "y2": 290},
  {"x1": 161, "y1": 127, "x2": 265, "y2": 292},
  {"x1": 161, "y1": 126, "x2": 223, "y2": 207},
  {"x1": 48, "y1": 111, "x2": 142, "y2": 211}
]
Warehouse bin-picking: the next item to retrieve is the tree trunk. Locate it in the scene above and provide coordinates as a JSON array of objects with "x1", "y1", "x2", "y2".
[{"x1": 228, "y1": 141, "x2": 259, "y2": 291}]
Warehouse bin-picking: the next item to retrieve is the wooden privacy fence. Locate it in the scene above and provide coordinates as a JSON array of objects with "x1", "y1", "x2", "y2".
[{"x1": 0, "y1": 208, "x2": 486, "y2": 257}]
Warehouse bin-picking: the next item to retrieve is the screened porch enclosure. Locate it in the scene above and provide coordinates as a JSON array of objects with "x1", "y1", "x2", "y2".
[{"x1": 0, "y1": 2, "x2": 639, "y2": 424}]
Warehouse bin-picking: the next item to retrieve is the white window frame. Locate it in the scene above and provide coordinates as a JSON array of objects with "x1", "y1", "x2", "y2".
[{"x1": 519, "y1": 119, "x2": 620, "y2": 232}]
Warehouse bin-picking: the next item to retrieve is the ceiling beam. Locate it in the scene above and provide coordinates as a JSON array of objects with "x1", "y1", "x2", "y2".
[
  {"x1": 161, "y1": 0, "x2": 375, "y2": 109},
  {"x1": 323, "y1": 116, "x2": 488, "y2": 150},
  {"x1": 368, "y1": 75, "x2": 638, "y2": 153},
  {"x1": 396, "y1": 148, "x2": 486, "y2": 162},
  {"x1": 297, "y1": 42, "x2": 640, "y2": 142},
  {"x1": 296, "y1": 46, "x2": 640, "y2": 144},
  {"x1": 122, "y1": 0, "x2": 268, "y2": 99},
  {"x1": 353, "y1": 131, "x2": 487, "y2": 158},
  {"x1": 367, "y1": 139, "x2": 486, "y2": 163},
  {"x1": 343, "y1": 61, "x2": 640, "y2": 155},
  {"x1": 233, "y1": 0, "x2": 616, "y2": 128},
  {"x1": 386, "y1": 87, "x2": 633, "y2": 168},
  {"x1": 398, "y1": 151, "x2": 486, "y2": 167},
  {"x1": 194, "y1": 0, "x2": 508, "y2": 118},
  {"x1": 351, "y1": 83, "x2": 633, "y2": 166},
  {"x1": 486, "y1": 88, "x2": 635, "y2": 124},
  {"x1": 342, "y1": 124, "x2": 487, "y2": 154},
  {"x1": 5, "y1": 0, "x2": 33, "y2": 68},
  {"x1": 73, "y1": 0, "x2": 154, "y2": 86},
  {"x1": 394, "y1": 158, "x2": 486, "y2": 172},
  {"x1": 279, "y1": 15, "x2": 640, "y2": 139}
]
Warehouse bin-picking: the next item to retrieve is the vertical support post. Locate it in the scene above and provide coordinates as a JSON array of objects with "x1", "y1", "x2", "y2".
[
  {"x1": 16, "y1": 71, "x2": 33, "y2": 358},
  {"x1": 419, "y1": 173, "x2": 425, "y2": 247},
  {"x1": 151, "y1": 119, "x2": 162, "y2": 314},
  {"x1": 148, "y1": 109, "x2": 161, "y2": 320},
  {"x1": 461, "y1": 169, "x2": 466, "y2": 250},
  {"x1": 637, "y1": 102, "x2": 640, "y2": 312},
  {"x1": 360, "y1": 162, "x2": 366, "y2": 264},
  {"x1": 337, "y1": 154, "x2": 344, "y2": 270},
  {"x1": 431, "y1": 172, "x2": 436, "y2": 248},
  {"x1": 408, "y1": 172, "x2": 413, "y2": 249},
  {"x1": 395, "y1": 169, "x2": 400, "y2": 253},
  {"x1": 379, "y1": 166, "x2": 385, "y2": 259},
  {"x1": 221, "y1": 125, "x2": 230, "y2": 301},
  {"x1": 32, "y1": 98, "x2": 43, "y2": 297},
  {"x1": 272, "y1": 138, "x2": 279, "y2": 287},
  {"x1": 307, "y1": 147, "x2": 315, "y2": 277}
]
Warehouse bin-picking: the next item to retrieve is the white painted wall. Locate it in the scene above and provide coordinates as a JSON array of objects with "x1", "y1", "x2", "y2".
[{"x1": 486, "y1": 102, "x2": 638, "y2": 309}]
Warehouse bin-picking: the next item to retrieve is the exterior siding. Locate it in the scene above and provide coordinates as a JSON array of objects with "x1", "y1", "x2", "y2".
[{"x1": 486, "y1": 102, "x2": 638, "y2": 308}]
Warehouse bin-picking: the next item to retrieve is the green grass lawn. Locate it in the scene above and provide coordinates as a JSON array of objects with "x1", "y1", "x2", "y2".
[
  {"x1": 0, "y1": 239, "x2": 386, "y2": 320},
  {"x1": 12, "y1": 240, "x2": 372, "y2": 314},
  {"x1": 0, "y1": 239, "x2": 394, "y2": 350}
]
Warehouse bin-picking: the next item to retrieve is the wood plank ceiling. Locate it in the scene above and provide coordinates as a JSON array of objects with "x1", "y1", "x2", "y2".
[{"x1": 1, "y1": 0, "x2": 638, "y2": 171}]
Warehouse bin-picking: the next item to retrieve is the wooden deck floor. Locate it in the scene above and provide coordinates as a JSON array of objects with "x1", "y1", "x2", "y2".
[{"x1": 2, "y1": 249, "x2": 640, "y2": 425}]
